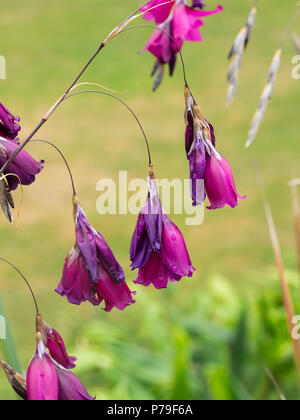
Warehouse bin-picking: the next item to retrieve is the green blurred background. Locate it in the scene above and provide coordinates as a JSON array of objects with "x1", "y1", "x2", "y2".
[{"x1": 0, "y1": 0, "x2": 300, "y2": 400}]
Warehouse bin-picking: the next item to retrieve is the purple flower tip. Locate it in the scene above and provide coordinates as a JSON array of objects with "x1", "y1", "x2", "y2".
[
  {"x1": 205, "y1": 154, "x2": 246, "y2": 210},
  {"x1": 27, "y1": 334, "x2": 94, "y2": 401},
  {"x1": 0, "y1": 137, "x2": 43, "y2": 191},
  {"x1": 0, "y1": 103, "x2": 21, "y2": 141},
  {"x1": 56, "y1": 199, "x2": 135, "y2": 312},
  {"x1": 131, "y1": 176, "x2": 195, "y2": 289}
]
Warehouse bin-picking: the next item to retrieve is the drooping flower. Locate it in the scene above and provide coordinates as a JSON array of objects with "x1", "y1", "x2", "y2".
[
  {"x1": 0, "y1": 137, "x2": 44, "y2": 191},
  {"x1": 130, "y1": 170, "x2": 195, "y2": 289},
  {"x1": 204, "y1": 154, "x2": 246, "y2": 210},
  {"x1": 0, "y1": 105, "x2": 44, "y2": 222},
  {"x1": 0, "y1": 103, "x2": 21, "y2": 141},
  {"x1": 55, "y1": 366, "x2": 95, "y2": 401},
  {"x1": 36, "y1": 314, "x2": 77, "y2": 370},
  {"x1": 0, "y1": 137, "x2": 44, "y2": 222},
  {"x1": 142, "y1": 0, "x2": 223, "y2": 89},
  {"x1": 184, "y1": 86, "x2": 245, "y2": 209},
  {"x1": 27, "y1": 335, "x2": 59, "y2": 401},
  {"x1": 56, "y1": 196, "x2": 135, "y2": 312},
  {"x1": 25, "y1": 332, "x2": 94, "y2": 401}
]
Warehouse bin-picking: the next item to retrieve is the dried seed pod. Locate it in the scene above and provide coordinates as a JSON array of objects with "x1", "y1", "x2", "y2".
[
  {"x1": 0, "y1": 359, "x2": 27, "y2": 400},
  {"x1": 0, "y1": 179, "x2": 14, "y2": 223}
]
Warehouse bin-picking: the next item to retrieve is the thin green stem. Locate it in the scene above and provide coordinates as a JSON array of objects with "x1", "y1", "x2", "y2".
[
  {"x1": 0, "y1": 257, "x2": 39, "y2": 315},
  {"x1": 31, "y1": 140, "x2": 77, "y2": 196},
  {"x1": 64, "y1": 90, "x2": 153, "y2": 167}
]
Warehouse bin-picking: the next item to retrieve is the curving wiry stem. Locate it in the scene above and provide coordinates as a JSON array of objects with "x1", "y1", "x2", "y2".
[
  {"x1": 280, "y1": 8, "x2": 300, "y2": 47},
  {"x1": 64, "y1": 90, "x2": 153, "y2": 166},
  {"x1": 0, "y1": 257, "x2": 39, "y2": 315},
  {"x1": 31, "y1": 140, "x2": 77, "y2": 196}
]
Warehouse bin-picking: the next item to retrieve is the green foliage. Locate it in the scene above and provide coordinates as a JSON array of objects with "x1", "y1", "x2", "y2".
[{"x1": 64, "y1": 272, "x2": 300, "y2": 401}]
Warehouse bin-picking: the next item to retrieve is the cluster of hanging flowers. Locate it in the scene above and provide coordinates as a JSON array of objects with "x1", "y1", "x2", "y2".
[
  {"x1": 56, "y1": 196, "x2": 136, "y2": 311},
  {"x1": 0, "y1": 103, "x2": 43, "y2": 221},
  {"x1": 184, "y1": 86, "x2": 246, "y2": 209},
  {"x1": 0, "y1": 314, "x2": 93, "y2": 400},
  {"x1": 142, "y1": 0, "x2": 223, "y2": 90},
  {"x1": 130, "y1": 167, "x2": 195, "y2": 289},
  {"x1": 0, "y1": 0, "x2": 250, "y2": 401}
]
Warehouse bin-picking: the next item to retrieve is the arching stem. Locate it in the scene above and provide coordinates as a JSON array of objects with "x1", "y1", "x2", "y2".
[
  {"x1": 0, "y1": 257, "x2": 39, "y2": 315},
  {"x1": 280, "y1": 8, "x2": 300, "y2": 47},
  {"x1": 64, "y1": 91, "x2": 153, "y2": 167},
  {"x1": 31, "y1": 140, "x2": 77, "y2": 196}
]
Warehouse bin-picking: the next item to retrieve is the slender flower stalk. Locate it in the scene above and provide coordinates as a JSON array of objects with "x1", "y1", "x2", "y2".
[
  {"x1": 64, "y1": 90, "x2": 153, "y2": 167},
  {"x1": 256, "y1": 165, "x2": 300, "y2": 379},
  {"x1": 31, "y1": 140, "x2": 77, "y2": 196},
  {"x1": 0, "y1": 0, "x2": 165, "y2": 179},
  {"x1": 292, "y1": 33, "x2": 300, "y2": 53},
  {"x1": 265, "y1": 368, "x2": 287, "y2": 401},
  {"x1": 264, "y1": 199, "x2": 300, "y2": 379},
  {"x1": 289, "y1": 179, "x2": 300, "y2": 280},
  {"x1": 0, "y1": 256, "x2": 39, "y2": 315}
]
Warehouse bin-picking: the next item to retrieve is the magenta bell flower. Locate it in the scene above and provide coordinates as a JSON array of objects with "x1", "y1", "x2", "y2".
[
  {"x1": 56, "y1": 198, "x2": 135, "y2": 312},
  {"x1": 142, "y1": 0, "x2": 223, "y2": 89},
  {"x1": 205, "y1": 154, "x2": 246, "y2": 210},
  {"x1": 55, "y1": 366, "x2": 95, "y2": 401},
  {"x1": 184, "y1": 87, "x2": 244, "y2": 209},
  {"x1": 36, "y1": 314, "x2": 77, "y2": 370},
  {"x1": 0, "y1": 103, "x2": 21, "y2": 141},
  {"x1": 27, "y1": 334, "x2": 94, "y2": 401},
  {"x1": 45, "y1": 326, "x2": 77, "y2": 370},
  {"x1": 27, "y1": 338, "x2": 59, "y2": 401},
  {"x1": 188, "y1": 130, "x2": 206, "y2": 206},
  {"x1": 0, "y1": 137, "x2": 44, "y2": 191},
  {"x1": 130, "y1": 175, "x2": 195, "y2": 289}
]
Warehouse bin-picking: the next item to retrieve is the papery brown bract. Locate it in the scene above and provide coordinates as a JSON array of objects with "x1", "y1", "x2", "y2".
[{"x1": 0, "y1": 359, "x2": 27, "y2": 400}]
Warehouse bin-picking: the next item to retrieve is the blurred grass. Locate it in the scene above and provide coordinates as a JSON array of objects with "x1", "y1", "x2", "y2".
[{"x1": 0, "y1": 0, "x2": 300, "y2": 400}]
